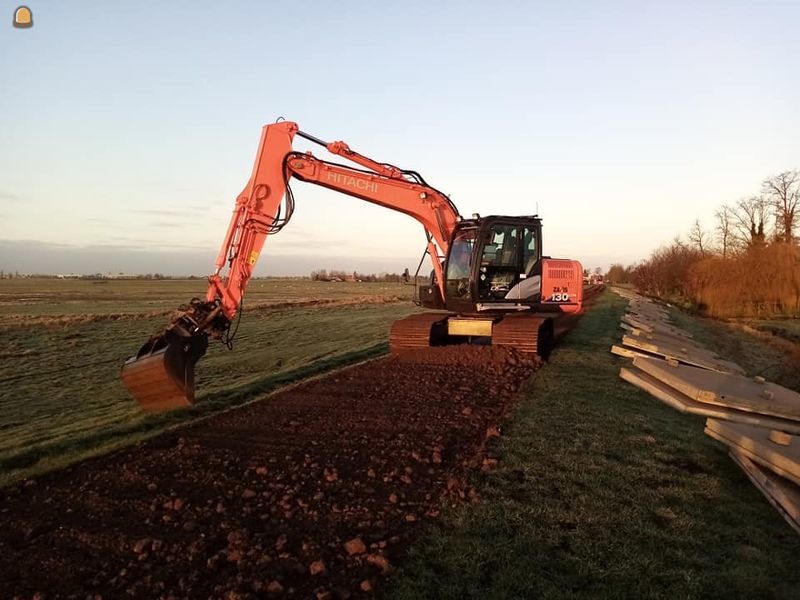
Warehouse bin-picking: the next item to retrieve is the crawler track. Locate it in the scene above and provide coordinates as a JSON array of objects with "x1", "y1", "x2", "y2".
[
  {"x1": 387, "y1": 312, "x2": 447, "y2": 352},
  {"x1": 493, "y1": 313, "x2": 553, "y2": 357}
]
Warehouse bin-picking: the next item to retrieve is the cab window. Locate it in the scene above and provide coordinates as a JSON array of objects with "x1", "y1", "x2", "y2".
[
  {"x1": 523, "y1": 226, "x2": 539, "y2": 274},
  {"x1": 480, "y1": 225, "x2": 519, "y2": 269},
  {"x1": 478, "y1": 224, "x2": 520, "y2": 300},
  {"x1": 445, "y1": 228, "x2": 477, "y2": 299}
]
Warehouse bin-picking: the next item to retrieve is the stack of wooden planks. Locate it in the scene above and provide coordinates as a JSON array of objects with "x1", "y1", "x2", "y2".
[{"x1": 610, "y1": 287, "x2": 800, "y2": 534}]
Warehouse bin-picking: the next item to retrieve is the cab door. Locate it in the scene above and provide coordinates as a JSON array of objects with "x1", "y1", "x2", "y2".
[
  {"x1": 443, "y1": 226, "x2": 479, "y2": 313},
  {"x1": 505, "y1": 222, "x2": 544, "y2": 302},
  {"x1": 474, "y1": 221, "x2": 524, "y2": 303}
]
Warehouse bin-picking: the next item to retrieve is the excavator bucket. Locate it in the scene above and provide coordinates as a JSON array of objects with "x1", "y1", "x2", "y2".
[{"x1": 121, "y1": 332, "x2": 208, "y2": 411}]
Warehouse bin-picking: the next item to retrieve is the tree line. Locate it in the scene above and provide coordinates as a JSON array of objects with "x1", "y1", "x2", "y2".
[
  {"x1": 607, "y1": 170, "x2": 800, "y2": 317},
  {"x1": 309, "y1": 269, "x2": 410, "y2": 283}
]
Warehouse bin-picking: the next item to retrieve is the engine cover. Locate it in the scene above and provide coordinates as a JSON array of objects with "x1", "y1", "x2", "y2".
[{"x1": 539, "y1": 258, "x2": 583, "y2": 313}]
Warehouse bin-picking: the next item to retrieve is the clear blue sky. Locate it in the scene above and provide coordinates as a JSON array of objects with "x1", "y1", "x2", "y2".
[{"x1": 1, "y1": 1, "x2": 798, "y2": 275}]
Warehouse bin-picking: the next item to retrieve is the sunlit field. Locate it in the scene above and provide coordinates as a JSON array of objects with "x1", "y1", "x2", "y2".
[{"x1": 0, "y1": 278, "x2": 418, "y2": 486}]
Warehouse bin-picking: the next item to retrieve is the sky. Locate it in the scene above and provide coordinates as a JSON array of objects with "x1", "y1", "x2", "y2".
[{"x1": 1, "y1": 1, "x2": 799, "y2": 276}]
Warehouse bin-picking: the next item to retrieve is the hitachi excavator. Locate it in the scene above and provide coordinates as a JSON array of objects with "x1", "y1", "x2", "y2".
[{"x1": 121, "y1": 120, "x2": 583, "y2": 411}]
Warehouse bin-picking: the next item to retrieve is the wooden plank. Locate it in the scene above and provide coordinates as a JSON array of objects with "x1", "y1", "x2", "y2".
[
  {"x1": 628, "y1": 298, "x2": 668, "y2": 314},
  {"x1": 628, "y1": 299, "x2": 668, "y2": 314},
  {"x1": 611, "y1": 287, "x2": 639, "y2": 300},
  {"x1": 620, "y1": 366, "x2": 695, "y2": 413},
  {"x1": 728, "y1": 451, "x2": 800, "y2": 535},
  {"x1": 621, "y1": 313, "x2": 693, "y2": 338},
  {"x1": 625, "y1": 329, "x2": 709, "y2": 352},
  {"x1": 611, "y1": 345, "x2": 653, "y2": 360},
  {"x1": 626, "y1": 310, "x2": 668, "y2": 326},
  {"x1": 629, "y1": 310, "x2": 669, "y2": 324},
  {"x1": 705, "y1": 419, "x2": 800, "y2": 485},
  {"x1": 621, "y1": 313, "x2": 655, "y2": 333},
  {"x1": 623, "y1": 334, "x2": 719, "y2": 359},
  {"x1": 706, "y1": 427, "x2": 800, "y2": 486},
  {"x1": 619, "y1": 367, "x2": 800, "y2": 434},
  {"x1": 622, "y1": 336, "x2": 741, "y2": 374},
  {"x1": 634, "y1": 357, "x2": 800, "y2": 422},
  {"x1": 623, "y1": 326, "x2": 696, "y2": 348}
]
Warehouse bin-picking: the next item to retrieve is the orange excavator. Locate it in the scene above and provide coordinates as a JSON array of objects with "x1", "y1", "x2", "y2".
[{"x1": 121, "y1": 121, "x2": 583, "y2": 411}]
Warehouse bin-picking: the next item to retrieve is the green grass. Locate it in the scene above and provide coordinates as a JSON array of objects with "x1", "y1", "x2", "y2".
[
  {"x1": 0, "y1": 278, "x2": 410, "y2": 318},
  {"x1": 743, "y1": 318, "x2": 800, "y2": 345},
  {"x1": 388, "y1": 291, "x2": 800, "y2": 600},
  {"x1": 0, "y1": 278, "x2": 418, "y2": 487},
  {"x1": 669, "y1": 310, "x2": 800, "y2": 392}
]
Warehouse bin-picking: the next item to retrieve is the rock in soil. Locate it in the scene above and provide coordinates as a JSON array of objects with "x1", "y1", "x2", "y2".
[{"x1": 344, "y1": 537, "x2": 367, "y2": 556}]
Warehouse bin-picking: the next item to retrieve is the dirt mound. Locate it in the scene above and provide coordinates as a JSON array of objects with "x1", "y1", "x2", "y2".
[{"x1": 0, "y1": 345, "x2": 539, "y2": 599}]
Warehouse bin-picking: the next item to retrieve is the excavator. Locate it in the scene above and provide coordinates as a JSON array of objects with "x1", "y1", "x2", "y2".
[{"x1": 121, "y1": 120, "x2": 583, "y2": 411}]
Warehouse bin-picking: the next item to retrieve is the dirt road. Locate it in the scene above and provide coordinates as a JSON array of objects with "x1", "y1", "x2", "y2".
[{"x1": 1, "y1": 346, "x2": 538, "y2": 599}]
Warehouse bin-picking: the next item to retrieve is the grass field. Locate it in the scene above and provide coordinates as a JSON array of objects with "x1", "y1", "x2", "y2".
[
  {"x1": 0, "y1": 278, "x2": 409, "y2": 318},
  {"x1": 388, "y1": 292, "x2": 800, "y2": 599},
  {"x1": 742, "y1": 317, "x2": 800, "y2": 345},
  {"x1": 670, "y1": 311, "x2": 800, "y2": 393},
  {"x1": 0, "y1": 278, "x2": 417, "y2": 487}
]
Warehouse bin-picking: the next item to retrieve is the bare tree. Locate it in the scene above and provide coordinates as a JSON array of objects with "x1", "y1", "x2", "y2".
[
  {"x1": 714, "y1": 205, "x2": 734, "y2": 258},
  {"x1": 732, "y1": 195, "x2": 769, "y2": 248},
  {"x1": 606, "y1": 263, "x2": 632, "y2": 284},
  {"x1": 688, "y1": 218, "x2": 710, "y2": 256},
  {"x1": 762, "y1": 170, "x2": 799, "y2": 244}
]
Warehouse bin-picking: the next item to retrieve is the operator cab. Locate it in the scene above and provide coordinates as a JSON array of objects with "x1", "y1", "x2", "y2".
[{"x1": 419, "y1": 215, "x2": 544, "y2": 313}]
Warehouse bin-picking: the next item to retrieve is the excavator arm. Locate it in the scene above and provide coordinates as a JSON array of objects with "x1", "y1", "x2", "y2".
[
  {"x1": 208, "y1": 121, "x2": 459, "y2": 321},
  {"x1": 121, "y1": 120, "x2": 460, "y2": 410}
]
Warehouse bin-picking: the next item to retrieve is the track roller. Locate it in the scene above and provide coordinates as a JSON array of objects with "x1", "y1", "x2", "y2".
[
  {"x1": 389, "y1": 312, "x2": 448, "y2": 353},
  {"x1": 492, "y1": 313, "x2": 554, "y2": 359}
]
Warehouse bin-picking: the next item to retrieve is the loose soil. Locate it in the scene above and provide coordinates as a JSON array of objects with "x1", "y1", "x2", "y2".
[{"x1": 0, "y1": 346, "x2": 539, "y2": 599}]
